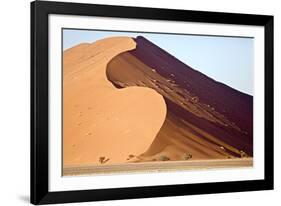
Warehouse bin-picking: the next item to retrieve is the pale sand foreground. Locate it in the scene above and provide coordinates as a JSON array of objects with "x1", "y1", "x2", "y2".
[
  {"x1": 63, "y1": 37, "x2": 167, "y2": 166},
  {"x1": 63, "y1": 158, "x2": 253, "y2": 176}
]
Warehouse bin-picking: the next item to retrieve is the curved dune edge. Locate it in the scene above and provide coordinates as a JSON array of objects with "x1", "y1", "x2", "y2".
[
  {"x1": 106, "y1": 51, "x2": 236, "y2": 161},
  {"x1": 63, "y1": 37, "x2": 167, "y2": 166},
  {"x1": 106, "y1": 37, "x2": 252, "y2": 162}
]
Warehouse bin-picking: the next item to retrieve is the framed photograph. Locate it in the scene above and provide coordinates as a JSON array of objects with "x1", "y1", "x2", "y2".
[{"x1": 31, "y1": 0, "x2": 274, "y2": 204}]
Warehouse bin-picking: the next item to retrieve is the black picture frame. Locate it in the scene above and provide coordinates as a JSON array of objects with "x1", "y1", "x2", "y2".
[{"x1": 31, "y1": 0, "x2": 274, "y2": 204}]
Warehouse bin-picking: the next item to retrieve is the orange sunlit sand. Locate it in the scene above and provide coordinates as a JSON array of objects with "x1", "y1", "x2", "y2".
[{"x1": 63, "y1": 36, "x2": 253, "y2": 174}]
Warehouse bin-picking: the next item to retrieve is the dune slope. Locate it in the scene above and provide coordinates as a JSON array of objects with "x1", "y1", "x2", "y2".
[
  {"x1": 63, "y1": 37, "x2": 167, "y2": 166},
  {"x1": 106, "y1": 36, "x2": 253, "y2": 161}
]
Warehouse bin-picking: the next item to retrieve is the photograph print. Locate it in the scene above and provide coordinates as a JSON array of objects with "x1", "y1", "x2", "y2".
[{"x1": 62, "y1": 29, "x2": 253, "y2": 176}]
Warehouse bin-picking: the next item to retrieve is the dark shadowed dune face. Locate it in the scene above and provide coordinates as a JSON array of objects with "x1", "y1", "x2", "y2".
[{"x1": 106, "y1": 36, "x2": 253, "y2": 161}]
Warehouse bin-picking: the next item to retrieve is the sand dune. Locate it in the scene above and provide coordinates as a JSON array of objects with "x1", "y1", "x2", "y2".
[
  {"x1": 63, "y1": 37, "x2": 166, "y2": 166},
  {"x1": 106, "y1": 36, "x2": 253, "y2": 162},
  {"x1": 63, "y1": 35, "x2": 253, "y2": 172}
]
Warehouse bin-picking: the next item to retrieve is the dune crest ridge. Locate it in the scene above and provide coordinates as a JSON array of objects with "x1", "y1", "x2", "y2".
[
  {"x1": 63, "y1": 37, "x2": 167, "y2": 166},
  {"x1": 106, "y1": 36, "x2": 253, "y2": 162}
]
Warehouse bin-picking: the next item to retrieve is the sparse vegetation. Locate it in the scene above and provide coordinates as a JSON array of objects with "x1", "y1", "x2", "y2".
[
  {"x1": 99, "y1": 156, "x2": 110, "y2": 164},
  {"x1": 183, "y1": 153, "x2": 192, "y2": 160},
  {"x1": 99, "y1": 157, "x2": 105, "y2": 163},
  {"x1": 159, "y1": 155, "x2": 170, "y2": 161},
  {"x1": 126, "y1": 154, "x2": 135, "y2": 161},
  {"x1": 240, "y1": 150, "x2": 248, "y2": 158}
]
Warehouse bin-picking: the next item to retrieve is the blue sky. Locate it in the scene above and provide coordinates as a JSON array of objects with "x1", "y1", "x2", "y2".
[{"x1": 63, "y1": 29, "x2": 254, "y2": 95}]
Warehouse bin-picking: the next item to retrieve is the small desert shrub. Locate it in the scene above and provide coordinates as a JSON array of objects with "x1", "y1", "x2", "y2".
[
  {"x1": 128, "y1": 154, "x2": 135, "y2": 158},
  {"x1": 99, "y1": 156, "x2": 110, "y2": 164},
  {"x1": 99, "y1": 157, "x2": 105, "y2": 164},
  {"x1": 126, "y1": 154, "x2": 135, "y2": 161},
  {"x1": 159, "y1": 155, "x2": 170, "y2": 161},
  {"x1": 240, "y1": 151, "x2": 248, "y2": 158},
  {"x1": 183, "y1": 153, "x2": 192, "y2": 160}
]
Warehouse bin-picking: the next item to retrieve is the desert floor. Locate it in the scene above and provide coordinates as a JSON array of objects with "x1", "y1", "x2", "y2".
[{"x1": 63, "y1": 158, "x2": 253, "y2": 176}]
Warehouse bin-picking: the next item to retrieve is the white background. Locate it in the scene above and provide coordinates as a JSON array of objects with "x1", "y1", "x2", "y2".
[{"x1": 0, "y1": 0, "x2": 279, "y2": 205}]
